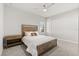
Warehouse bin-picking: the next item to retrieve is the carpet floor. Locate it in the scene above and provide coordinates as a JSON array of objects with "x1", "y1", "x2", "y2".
[{"x1": 2, "y1": 40, "x2": 79, "y2": 56}]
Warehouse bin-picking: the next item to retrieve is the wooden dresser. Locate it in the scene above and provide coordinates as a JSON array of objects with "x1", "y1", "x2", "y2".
[{"x1": 3, "y1": 35, "x2": 22, "y2": 48}]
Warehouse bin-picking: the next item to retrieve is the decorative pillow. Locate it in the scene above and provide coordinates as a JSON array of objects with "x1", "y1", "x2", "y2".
[
  {"x1": 33, "y1": 31, "x2": 39, "y2": 35},
  {"x1": 24, "y1": 31, "x2": 39, "y2": 36},
  {"x1": 31, "y1": 33, "x2": 37, "y2": 36}
]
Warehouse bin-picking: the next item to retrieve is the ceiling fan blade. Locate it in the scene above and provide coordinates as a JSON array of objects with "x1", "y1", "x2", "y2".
[{"x1": 33, "y1": 3, "x2": 55, "y2": 10}]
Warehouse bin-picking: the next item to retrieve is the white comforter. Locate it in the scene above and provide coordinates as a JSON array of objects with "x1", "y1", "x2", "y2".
[{"x1": 22, "y1": 35, "x2": 56, "y2": 56}]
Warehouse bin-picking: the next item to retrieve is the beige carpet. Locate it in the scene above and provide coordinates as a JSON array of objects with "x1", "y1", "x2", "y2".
[{"x1": 2, "y1": 40, "x2": 79, "y2": 56}]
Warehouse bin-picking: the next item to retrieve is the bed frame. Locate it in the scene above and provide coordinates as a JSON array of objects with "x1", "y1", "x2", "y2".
[{"x1": 21, "y1": 24, "x2": 57, "y2": 56}]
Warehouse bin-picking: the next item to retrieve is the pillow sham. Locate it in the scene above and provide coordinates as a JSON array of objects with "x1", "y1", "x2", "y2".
[
  {"x1": 31, "y1": 33, "x2": 37, "y2": 36},
  {"x1": 24, "y1": 32, "x2": 31, "y2": 36},
  {"x1": 24, "y1": 31, "x2": 39, "y2": 36},
  {"x1": 33, "y1": 31, "x2": 39, "y2": 35}
]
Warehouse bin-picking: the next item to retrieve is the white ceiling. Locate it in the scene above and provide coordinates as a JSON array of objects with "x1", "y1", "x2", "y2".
[{"x1": 5, "y1": 3, "x2": 79, "y2": 17}]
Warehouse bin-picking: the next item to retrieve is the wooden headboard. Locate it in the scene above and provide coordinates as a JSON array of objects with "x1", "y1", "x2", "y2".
[{"x1": 21, "y1": 24, "x2": 38, "y2": 37}]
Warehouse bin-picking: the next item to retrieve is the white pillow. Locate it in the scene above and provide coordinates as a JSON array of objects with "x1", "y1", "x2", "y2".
[
  {"x1": 24, "y1": 32, "x2": 31, "y2": 36},
  {"x1": 24, "y1": 31, "x2": 39, "y2": 36}
]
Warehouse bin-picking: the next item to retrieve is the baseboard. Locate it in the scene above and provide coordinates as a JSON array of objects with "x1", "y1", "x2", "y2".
[{"x1": 57, "y1": 38, "x2": 78, "y2": 44}]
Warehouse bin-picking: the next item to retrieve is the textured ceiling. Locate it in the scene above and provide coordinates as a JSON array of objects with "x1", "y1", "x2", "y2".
[{"x1": 5, "y1": 3, "x2": 79, "y2": 17}]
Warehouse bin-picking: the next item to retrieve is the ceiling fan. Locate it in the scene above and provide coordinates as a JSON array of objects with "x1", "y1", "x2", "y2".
[
  {"x1": 33, "y1": 3, "x2": 55, "y2": 12},
  {"x1": 42, "y1": 3, "x2": 55, "y2": 12}
]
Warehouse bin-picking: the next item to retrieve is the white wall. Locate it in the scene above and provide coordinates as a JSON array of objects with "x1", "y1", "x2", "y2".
[
  {"x1": 0, "y1": 4, "x2": 3, "y2": 55},
  {"x1": 47, "y1": 9, "x2": 78, "y2": 44},
  {"x1": 4, "y1": 5, "x2": 45, "y2": 35},
  {"x1": 78, "y1": 8, "x2": 79, "y2": 46}
]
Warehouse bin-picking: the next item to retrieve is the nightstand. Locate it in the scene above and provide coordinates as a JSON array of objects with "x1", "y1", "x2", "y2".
[{"x1": 3, "y1": 35, "x2": 22, "y2": 48}]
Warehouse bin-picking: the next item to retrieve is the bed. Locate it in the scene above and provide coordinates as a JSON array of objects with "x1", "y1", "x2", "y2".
[{"x1": 21, "y1": 24, "x2": 57, "y2": 56}]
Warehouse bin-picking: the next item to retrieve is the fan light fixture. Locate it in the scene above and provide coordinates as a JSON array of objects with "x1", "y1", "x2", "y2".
[
  {"x1": 43, "y1": 3, "x2": 54, "y2": 12},
  {"x1": 43, "y1": 4, "x2": 47, "y2": 12},
  {"x1": 43, "y1": 8, "x2": 47, "y2": 12}
]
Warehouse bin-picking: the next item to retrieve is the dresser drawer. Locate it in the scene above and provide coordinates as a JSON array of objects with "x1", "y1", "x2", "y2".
[{"x1": 7, "y1": 39, "x2": 21, "y2": 44}]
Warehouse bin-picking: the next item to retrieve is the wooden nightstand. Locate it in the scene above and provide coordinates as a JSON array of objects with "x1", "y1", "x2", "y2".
[{"x1": 3, "y1": 35, "x2": 22, "y2": 48}]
